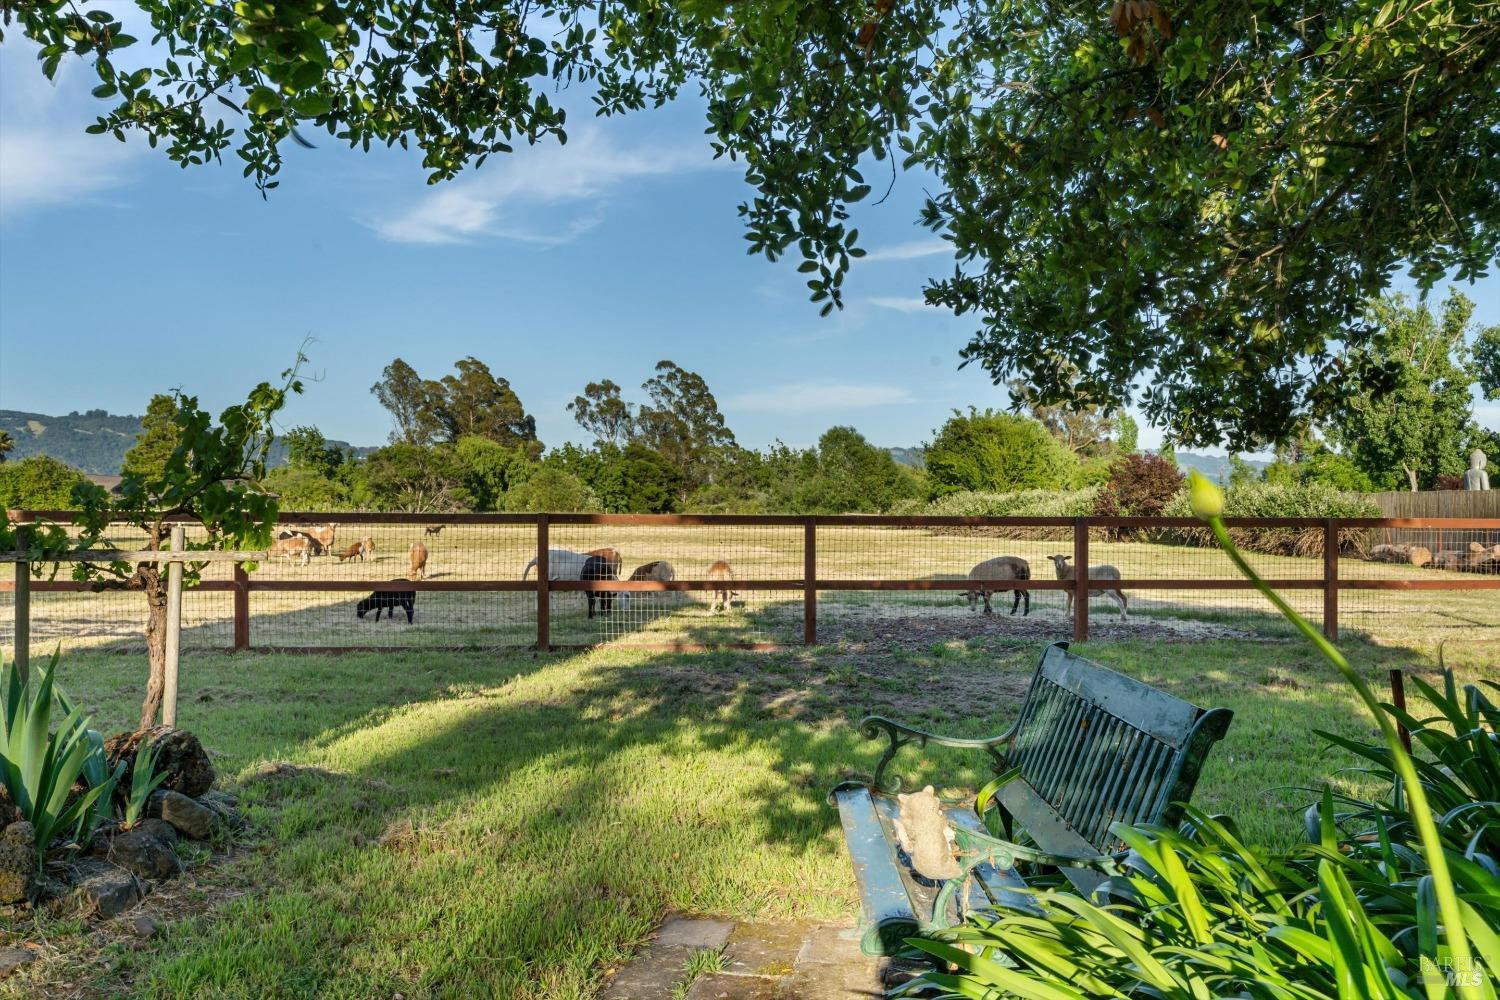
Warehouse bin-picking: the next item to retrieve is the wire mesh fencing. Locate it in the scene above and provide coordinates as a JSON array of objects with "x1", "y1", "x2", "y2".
[{"x1": 2, "y1": 512, "x2": 1496, "y2": 657}]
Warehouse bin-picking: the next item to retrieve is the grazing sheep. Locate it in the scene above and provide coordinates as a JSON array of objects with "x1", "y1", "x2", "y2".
[
  {"x1": 356, "y1": 583, "x2": 415, "y2": 623},
  {"x1": 966, "y1": 556, "x2": 1031, "y2": 616},
  {"x1": 336, "y1": 540, "x2": 365, "y2": 563},
  {"x1": 628, "y1": 560, "x2": 675, "y2": 582},
  {"x1": 582, "y1": 554, "x2": 630, "y2": 618},
  {"x1": 425, "y1": 525, "x2": 444, "y2": 537},
  {"x1": 409, "y1": 540, "x2": 428, "y2": 580},
  {"x1": 1048, "y1": 554, "x2": 1128, "y2": 621},
  {"x1": 585, "y1": 546, "x2": 622, "y2": 577},
  {"x1": 521, "y1": 548, "x2": 591, "y2": 581},
  {"x1": 706, "y1": 560, "x2": 738, "y2": 614},
  {"x1": 361, "y1": 535, "x2": 375, "y2": 562},
  {"x1": 278, "y1": 524, "x2": 334, "y2": 556},
  {"x1": 269, "y1": 534, "x2": 313, "y2": 567}
]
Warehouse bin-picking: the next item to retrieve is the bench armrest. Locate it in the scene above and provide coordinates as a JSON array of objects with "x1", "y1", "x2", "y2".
[
  {"x1": 952, "y1": 825, "x2": 1119, "y2": 873},
  {"x1": 857, "y1": 715, "x2": 1015, "y2": 793}
]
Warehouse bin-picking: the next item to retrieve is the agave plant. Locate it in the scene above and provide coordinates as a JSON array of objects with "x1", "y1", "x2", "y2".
[
  {"x1": 123, "y1": 737, "x2": 169, "y2": 829},
  {"x1": 0, "y1": 651, "x2": 117, "y2": 866},
  {"x1": 55, "y1": 686, "x2": 125, "y2": 844},
  {"x1": 902, "y1": 474, "x2": 1499, "y2": 998}
]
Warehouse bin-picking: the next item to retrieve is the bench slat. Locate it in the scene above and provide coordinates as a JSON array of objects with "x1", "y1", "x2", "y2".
[
  {"x1": 834, "y1": 785, "x2": 919, "y2": 955},
  {"x1": 998, "y1": 779, "x2": 1108, "y2": 897},
  {"x1": 1039, "y1": 645, "x2": 1201, "y2": 746}
]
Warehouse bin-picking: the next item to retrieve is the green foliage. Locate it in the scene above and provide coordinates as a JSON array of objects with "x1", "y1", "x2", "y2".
[
  {"x1": 0, "y1": 455, "x2": 88, "y2": 510},
  {"x1": 634, "y1": 361, "x2": 736, "y2": 498},
  {"x1": 370, "y1": 358, "x2": 541, "y2": 456},
  {"x1": 1007, "y1": 380, "x2": 1118, "y2": 457},
  {"x1": 283, "y1": 426, "x2": 346, "y2": 478},
  {"x1": 594, "y1": 444, "x2": 683, "y2": 514},
  {"x1": 124, "y1": 739, "x2": 170, "y2": 829},
  {"x1": 760, "y1": 426, "x2": 924, "y2": 513},
  {"x1": 0, "y1": 430, "x2": 13, "y2": 463},
  {"x1": 1093, "y1": 453, "x2": 1184, "y2": 519},
  {"x1": 351, "y1": 443, "x2": 468, "y2": 513},
  {"x1": 925, "y1": 409, "x2": 1077, "y2": 497},
  {"x1": 1163, "y1": 482, "x2": 1381, "y2": 556},
  {"x1": 568, "y1": 380, "x2": 635, "y2": 447},
  {"x1": 1330, "y1": 293, "x2": 1487, "y2": 490},
  {"x1": 452, "y1": 436, "x2": 534, "y2": 512},
  {"x1": 0, "y1": 653, "x2": 117, "y2": 866},
  {"x1": 1477, "y1": 327, "x2": 1500, "y2": 401},
  {"x1": 1115, "y1": 414, "x2": 1140, "y2": 455},
  {"x1": 120, "y1": 394, "x2": 182, "y2": 485},
  {"x1": 261, "y1": 466, "x2": 351, "y2": 511},
  {"x1": 501, "y1": 467, "x2": 598, "y2": 513},
  {"x1": 922, "y1": 488, "x2": 1100, "y2": 518}
]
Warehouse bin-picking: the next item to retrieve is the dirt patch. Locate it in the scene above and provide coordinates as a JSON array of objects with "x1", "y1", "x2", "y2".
[{"x1": 816, "y1": 603, "x2": 1256, "y2": 646}]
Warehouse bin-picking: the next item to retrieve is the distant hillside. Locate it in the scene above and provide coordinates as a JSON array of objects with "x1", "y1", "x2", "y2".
[
  {"x1": 888, "y1": 446, "x2": 925, "y2": 468},
  {"x1": 1172, "y1": 451, "x2": 1271, "y2": 483},
  {"x1": 1, "y1": 409, "x2": 373, "y2": 474}
]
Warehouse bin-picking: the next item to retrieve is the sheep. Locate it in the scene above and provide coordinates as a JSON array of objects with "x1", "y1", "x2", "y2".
[
  {"x1": 269, "y1": 534, "x2": 313, "y2": 567},
  {"x1": 706, "y1": 560, "x2": 738, "y2": 614},
  {"x1": 409, "y1": 540, "x2": 428, "y2": 580},
  {"x1": 966, "y1": 556, "x2": 1031, "y2": 616},
  {"x1": 424, "y1": 525, "x2": 444, "y2": 537},
  {"x1": 361, "y1": 535, "x2": 375, "y2": 562},
  {"x1": 356, "y1": 583, "x2": 415, "y2": 623},
  {"x1": 586, "y1": 546, "x2": 622, "y2": 577},
  {"x1": 278, "y1": 524, "x2": 334, "y2": 556},
  {"x1": 1048, "y1": 554, "x2": 1128, "y2": 621},
  {"x1": 521, "y1": 548, "x2": 591, "y2": 581},
  {"x1": 581, "y1": 554, "x2": 627, "y2": 618},
  {"x1": 628, "y1": 560, "x2": 675, "y2": 583},
  {"x1": 336, "y1": 540, "x2": 365, "y2": 563}
]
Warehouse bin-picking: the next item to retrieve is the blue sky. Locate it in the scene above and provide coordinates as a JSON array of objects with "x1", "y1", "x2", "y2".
[{"x1": 2, "y1": 36, "x2": 1496, "y2": 456}]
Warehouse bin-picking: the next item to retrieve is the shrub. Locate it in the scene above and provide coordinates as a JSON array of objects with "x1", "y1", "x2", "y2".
[
  {"x1": 501, "y1": 468, "x2": 599, "y2": 512},
  {"x1": 925, "y1": 409, "x2": 1077, "y2": 496},
  {"x1": 921, "y1": 488, "x2": 1100, "y2": 540},
  {"x1": 594, "y1": 444, "x2": 683, "y2": 513},
  {"x1": 1095, "y1": 453, "x2": 1183, "y2": 517},
  {"x1": 1161, "y1": 482, "x2": 1381, "y2": 556},
  {"x1": 0, "y1": 455, "x2": 88, "y2": 510},
  {"x1": 261, "y1": 466, "x2": 350, "y2": 511}
]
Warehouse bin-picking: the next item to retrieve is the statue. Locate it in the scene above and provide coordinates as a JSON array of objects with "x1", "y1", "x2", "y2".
[{"x1": 1462, "y1": 449, "x2": 1490, "y2": 491}]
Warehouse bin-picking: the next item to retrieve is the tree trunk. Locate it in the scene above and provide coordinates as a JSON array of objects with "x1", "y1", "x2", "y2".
[
  {"x1": 138, "y1": 565, "x2": 168, "y2": 731},
  {"x1": 1403, "y1": 463, "x2": 1419, "y2": 492}
]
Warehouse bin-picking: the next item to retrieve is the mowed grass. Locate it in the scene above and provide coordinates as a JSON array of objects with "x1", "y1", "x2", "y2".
[{"x1": 2, "y1": 634, "x2": 1495, "y2": 998}]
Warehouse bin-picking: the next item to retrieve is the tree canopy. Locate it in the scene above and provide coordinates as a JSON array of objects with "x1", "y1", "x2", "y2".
[{"x1": 13, "y1": 1, "x2": 1497, "y2": 448}]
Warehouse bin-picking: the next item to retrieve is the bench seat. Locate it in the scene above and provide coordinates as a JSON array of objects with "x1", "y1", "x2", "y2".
[{"x1": 831, "y1": 641, "x2": 1233, "y2": 956}]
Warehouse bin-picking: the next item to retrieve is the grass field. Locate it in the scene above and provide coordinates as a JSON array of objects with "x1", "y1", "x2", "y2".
[
  {"x1": 4, "y1": 522, "x2": 1496, "y2": 655},
  {"x1": 2, "y1": 631, "x2": 1494, "y2": 998}
]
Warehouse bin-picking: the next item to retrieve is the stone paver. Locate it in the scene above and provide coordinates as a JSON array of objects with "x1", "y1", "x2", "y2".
[
  {"x1": 684, "y1": 971, "x2": 779, "y2": 1000},
  {"x1": 598, "y1": 944, "x2": 698, "y2": 1000},
  {"x1": 655, "y1": 915, "x2": 735, "y2": 949},
  {"x1": 721, "y1": 921, "x2": 813, "y2": 978}
]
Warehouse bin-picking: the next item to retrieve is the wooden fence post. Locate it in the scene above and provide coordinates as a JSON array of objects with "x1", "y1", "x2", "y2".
[
  {"x1": 536, "y1": 515, "x2": 550, "y2": 653},
  {"x1": 12, "y1": 526, "x2": 30, "y2": 682},
  {"x1": 162, "y1": 525, "x2": 185, "y2": 726},
  {"x1": 804, "y1": 518, "x2": 817, "y2": 645},
  {"x1": 1322, "y1": 518, "x2": 1339, "y2": 642},
  {"x1": 232, "y1": 563, "x2": 250, "y2": 652},
  {"x1": 1073, "y1": 517, "x2": 1089, "y2": 643}
]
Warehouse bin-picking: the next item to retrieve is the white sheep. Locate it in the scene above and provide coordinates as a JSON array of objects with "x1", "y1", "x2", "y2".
[
  {"x1": 965, "y1": 556, "x2": 1031, "y2": 616},
  {"x1": 1048, "y1": 554, "x2": 1128, "y2": 621}
]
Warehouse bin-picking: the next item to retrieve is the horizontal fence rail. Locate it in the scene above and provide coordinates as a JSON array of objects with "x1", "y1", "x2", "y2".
[{"x1": 3, "y1": 511, "x2": 1498, "y2": 654}]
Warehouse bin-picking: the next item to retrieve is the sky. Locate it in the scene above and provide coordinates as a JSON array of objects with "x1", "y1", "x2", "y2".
[{"x1": 2, "y1": 33, "x2": 1497, "y2": 458}]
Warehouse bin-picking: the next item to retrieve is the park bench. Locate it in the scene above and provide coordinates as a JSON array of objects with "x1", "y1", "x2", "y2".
[{"x1": 831, "y1": 641, "x2": 1233, "y2": 956}]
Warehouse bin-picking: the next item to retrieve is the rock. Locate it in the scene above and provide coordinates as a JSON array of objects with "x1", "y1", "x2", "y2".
[
  {"x1": 104, "y1": 827, "x2": 181, "y2": 881},
  {"x1": 148, "y1": 790, "x2": 221, "y2": 841},
  {"x1": 196, "y1": 794, "x2": 245, "y2": 831},
  {"x1": 201, "y1": 789, "x2": 239, "y2": 808},
  {"x1": 133, "y1": 818, "x2": 179, "y2": 846},
  {"x1": 104, "y1": 727, "x2": 216, "y2": 799},
  {"x1": 129, "y1": 914, "x2": 158, "y2": 938},
  {"x1": 65, "y1": 863, "x2": 142, "y2": 919},
  {"x1": 0, "y1": 822, "x2": 36, "y2": 904},
  {"x1": 0, "y1": 785, "x2": 20, "y2": 831},
  {"x1": 0, "y1": 946, "x2": 36, "y2": 979}
]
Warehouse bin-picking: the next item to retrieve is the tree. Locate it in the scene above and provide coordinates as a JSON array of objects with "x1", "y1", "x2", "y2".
[
  {"x1": 635, "y1": 361, "x2": 735, "y2": 498},
  {"x1": 370, "y1": 359, "x2": 442, "y2": 446},
  {"x1": 262, "y1": 465, "x2": 351, "y2": 510},
  {"x1": 283, "y1": 426, "x2": 346, "y2": 479},
  {"x1": 0, "y1": 431, "x2": 13, "y2": 463},
  {"x1": 782, "y1": 427, "x2": 923, "y2": 513},
  {"x1": 352, "y1": 443, "x2": 468, "y2": 512},
  {"x1": 1007, "y1": 380, "x2": 1115, "y2": 457},
  {"x1": 0, "y1": 456, "x2": 88, "y2": 509},
  {"x1": 17, "y1": 2, "x2": 1498, "y2": 449},
  {"x1": 452, "y1": 435, "x2": 534, "y2": 512},
  {"x1": 1476, "y1": 327, "x2": 1500, "y2": 401},
  {"x1": 120, "y1": 394, "x2": 182, "y2": 486},
  {"x1": 431, "y1": 358, "x2": 541, "y2": 457},
  {"x1": 501, "y1": 468, "x2": 597, "y2": 513},
  {"x1": 925, "y1": 410, "x2": 1077, "y2": 497},
  {"x1": 594, "y1": 444, "x2": 683, "y2": 514},
  {"x1": 1115, "y1": 415, "x2": 1140, "y2": 456},
  {"x1": 1328, "y1": 293, "x2": 1483, "y2": 490},
  {"x1": 568, "y1": 380, "x2": 635, "y2": 448}
]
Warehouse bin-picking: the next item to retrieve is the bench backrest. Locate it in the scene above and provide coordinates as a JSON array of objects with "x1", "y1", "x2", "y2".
[{"x1": 1005, "y1": 642, "x2": 1232, "y2": 853}]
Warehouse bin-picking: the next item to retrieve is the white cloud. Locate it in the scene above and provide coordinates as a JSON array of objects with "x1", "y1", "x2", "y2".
[
  {"x1": 863, "y1": 238, "x2": 950, "y2": 262},
  {"x1": 0, "y1": 128, "x2": 139, "y2": 220},
  {"x1": 869, "y1": 296, "x2": 932, "y2": 313},
  {"x1": 727, "y1": 382, "x2": 916, "y2": 413},
  {"x1": 369, "y1": 127, "x2": 716, "y2": 245}
]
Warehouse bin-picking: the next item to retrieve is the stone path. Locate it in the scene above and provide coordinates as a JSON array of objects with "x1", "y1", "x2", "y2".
[{"x1": 598, "y1": 914, "x2": 895, "y2": 999}]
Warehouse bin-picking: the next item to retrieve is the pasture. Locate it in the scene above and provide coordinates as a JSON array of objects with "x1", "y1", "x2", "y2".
[
  {"x1": 4, "y1": 520, "x2": 1496, "y2": 656},
  {"x1": 2, "y1": 632, "x2": 1495, "y2": 998}
]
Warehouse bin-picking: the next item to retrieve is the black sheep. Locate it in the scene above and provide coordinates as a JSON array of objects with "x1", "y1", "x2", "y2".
[
  {"x1": 581, "y1": 554, "x2": 618, "y2": 618},
  {"x1": 356, "y1": 587, "x2": 415, "y2": 623}
]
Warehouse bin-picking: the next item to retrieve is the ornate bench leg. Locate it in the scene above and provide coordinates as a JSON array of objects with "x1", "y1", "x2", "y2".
[{"x1": 862, "y1": 718, "x2": 927, "y2": 793}]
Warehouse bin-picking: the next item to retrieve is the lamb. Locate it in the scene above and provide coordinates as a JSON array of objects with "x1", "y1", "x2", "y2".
[
  {"x1": 269, "y1": 534, "x2": 312, "y2": 567},
  {"x1": 361, "y1": 535, "x2": 375, "y2": 562},
  {"x1": 581, "y1": 554, "x2": 625, "y2": 618},
  {"x1": 706, "y1": 560, "x2": 738, "y2": 614},
  {"x1": 336, "y1": 540, "x2": 366, "y2": 563},
  {"x1": 424, "y1": 525, "x2": 445, "y2": 537},
  {"x1": 965, "y1": 555, "x2": 1031, "y2": 616},
  {"x1": 1048, "y1": 554, "x2": 1128, "y2": 621},
  {"x1": 355, "y1": 583, "x2": 415, "y2": 623},
  {"x1": 628, "y1": 560, "x2": 675, "y2": 583},
  {"x1": 409, "y1": 540, "x2": 428, "y2": 580}
]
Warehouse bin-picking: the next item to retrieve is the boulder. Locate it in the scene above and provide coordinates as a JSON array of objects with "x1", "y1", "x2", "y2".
[
  {"x1": 104, "y1": 827, "x2": 181, "y2": 882},
  {"x1": 133, "y1": 818, "x2": 179, "y2": 847},
  {"x1": 105, "y1": 727, "x2": 216, "y2": 799},
  {"x1": 197, "y1": 794, "x2": 245, "y2": 831},
  {"x1": 0, "y1": 822, "x2": 35, "y2": 904},
  {"x1": 0, "y1": 785, "x2": 19, "y2": 832},
  {"x1": 147, "y1": 790, "x2": 221, "y2": 841},
  {"x1": 63, "y1": 862, "x2": 141, "y2": 919}
]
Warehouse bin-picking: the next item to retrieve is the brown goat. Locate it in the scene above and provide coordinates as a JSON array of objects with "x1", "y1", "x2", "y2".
[
  {"x1": 424, "y1": 525, "x2": 444, "y2": 537},
  {"x1": 269, "y1": 534, "x2": 313, "y2": 567},
  {"x1": 361, "y1": 535, "x2": 375, "y2": 562},
  {"x1": 628, "y1": 560, "x2": 675, "y2": 582},
  {"x1": 706, "y1": 560, "x2": 737, "y2": 614},
  {"x1": 409, "y1": 540, "x2": 428, "y2": 580},
  {"x1": 336, "y1": 541, "x2": 365, "y2": 563}
]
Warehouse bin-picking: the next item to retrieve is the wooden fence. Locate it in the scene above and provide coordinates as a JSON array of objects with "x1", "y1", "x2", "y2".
[
  {"x1": 4, "y1": 511, "x2": 1498, "y2": 654},
  {"x1": 1366, "y1": 491, "x2": 1500, "y2": 550}
]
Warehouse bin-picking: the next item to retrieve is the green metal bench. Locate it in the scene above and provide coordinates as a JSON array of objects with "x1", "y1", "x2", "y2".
[{"x1": 831, "y1": 641, "x2": 1233, "y2": 956}]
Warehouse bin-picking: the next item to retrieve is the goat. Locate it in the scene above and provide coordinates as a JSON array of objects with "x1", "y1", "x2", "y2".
[
  {"x1": 1048, "y1": 554, "x2": 1128, "y2": 621},
  {"x1": 424, "y1": 525, "x2": 444, "y2": 537},
  {"x1": 269, "y1": 534, "x2": 312, "y2": 567},
  {"x1": 361, "y1": 535, "x2": 375, "y2": 562},
  {"x1": 356, "y1": 583, "x2": 415, "y2": 623},
  {"x1": 582, "y1": 554, "x2": 629, "y2": 618},
  {"x1": 966, "y1": 556, "x2": 1031, "y2": 616},
  {"x1": 409, "y1": 540, "x2": 428, "y2": 580},
  {"x1": 336, "y1": 540, "x2": 365, "y2": 563},
  {"x1": 585, "y1": 546, "x2": 622, "y2": 577},
  {"x1": 706, "y1": 560, "x2": 738, "y2": 614}
]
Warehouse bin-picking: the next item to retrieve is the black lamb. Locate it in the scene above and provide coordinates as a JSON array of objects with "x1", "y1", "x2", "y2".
[
  {"x1": 582, "y1": 554, "x2": 619, "y2": 618},
  {"x1": 356, "y1": 586, "x2": 415, "y2": 623}
]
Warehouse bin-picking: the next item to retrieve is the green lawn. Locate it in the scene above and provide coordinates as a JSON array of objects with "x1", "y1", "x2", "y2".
[{"x1": 2, "y1": 634, "x2": 1493, "y2": 998}]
